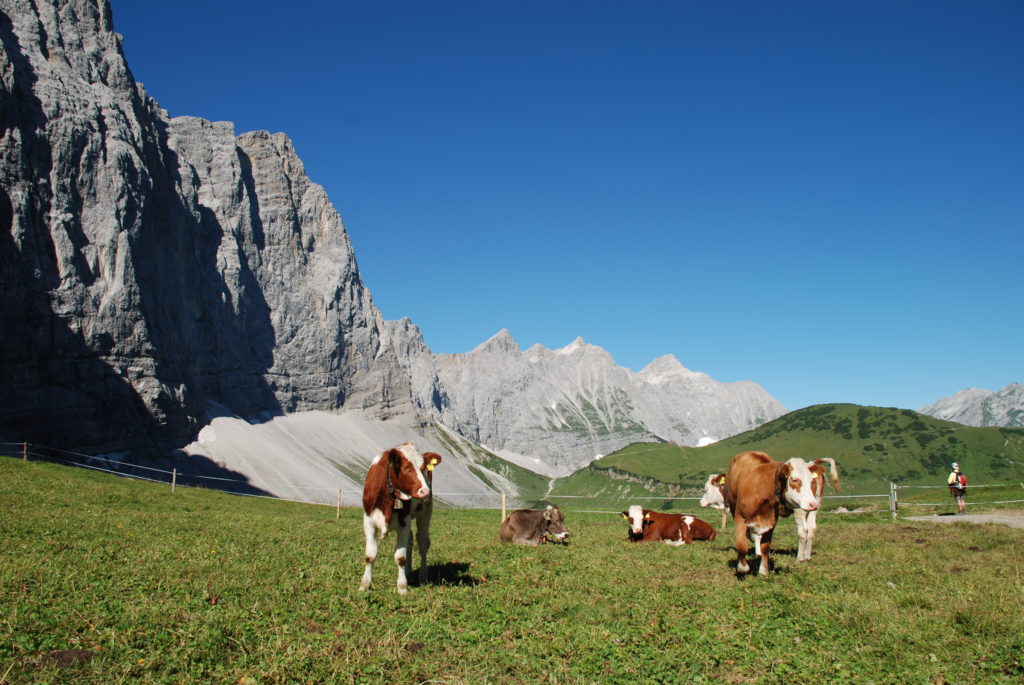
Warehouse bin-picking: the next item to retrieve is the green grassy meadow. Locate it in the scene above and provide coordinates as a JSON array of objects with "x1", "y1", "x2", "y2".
[
  {"x1": 553, "y1": 405, "x2": 1024, "y2": 507},
  {"x1": 3, "y1": 458, "x2": 1023, "y2": 684}
]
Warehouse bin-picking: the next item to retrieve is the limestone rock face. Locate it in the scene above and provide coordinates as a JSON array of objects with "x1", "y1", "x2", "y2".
[
  {"x1": 919, "y1": 384, "x2": 1024, "y2": 428},
  {"x1": 0, "y1": 0, "x2": 393, "y2": 450},
  {"x1": 376, "y1": 326, "x2": 787, "y2": 477}
]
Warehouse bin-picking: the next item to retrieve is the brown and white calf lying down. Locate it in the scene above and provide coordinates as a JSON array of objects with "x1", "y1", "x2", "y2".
[
  {"x1": 359, "y1": 442, "x2": 442, "y2": 594},
  {"x1": 621, "y1": 506, "x2": 716, "y2": 545},
  {"x1": 499, "y1": 505, "x2": 570, "y2": 546}
]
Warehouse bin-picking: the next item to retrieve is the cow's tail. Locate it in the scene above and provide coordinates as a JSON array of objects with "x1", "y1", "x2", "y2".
[{"x1": 814, "y1": 457, "x2": 841, "y2": 493}]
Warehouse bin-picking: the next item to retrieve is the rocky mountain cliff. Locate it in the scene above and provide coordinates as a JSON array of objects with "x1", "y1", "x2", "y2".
[
  {"x1": 918, "y1": 383, "x2": 1024, "y2": 428},
  {"x1": 1, "y1": 0, "x2": 784, "y2": 480},
  {"x1": 0, "y1": 0, "x2": 405, "y2": 452}
]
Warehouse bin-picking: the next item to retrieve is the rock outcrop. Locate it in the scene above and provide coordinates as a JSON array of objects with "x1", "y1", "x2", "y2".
[
  {"x1": 0, "y1": 0, "x2": 397, "y2": 451},
  {"x1": 381, "y1": 325, "x2": 786, "y2": 476}
]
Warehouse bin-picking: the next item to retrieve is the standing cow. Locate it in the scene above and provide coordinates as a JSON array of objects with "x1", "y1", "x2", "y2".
[
  {"x1": 499, "y1": 505, "x2": 570, "y2": 546},
  {"x1": 621, "y1": 505, "x2": 717, "y2": 545},
  {"x1": 359, "y1": 442, "x2": 442, "y2": 594},
  {"x1": 794, "y1": 457, "x2": 841, "y2": 562},
  {"x1": 725, "y1": 451, "x2": 818, "y2": 576},
  {"x1": 699, "y1": 473, "x2": 729, "y2": 530}
]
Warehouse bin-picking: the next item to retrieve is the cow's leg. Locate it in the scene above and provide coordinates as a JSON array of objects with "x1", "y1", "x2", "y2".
[
  {"x1": 804, "y1": 509, "x2": 818, "y2": 561},
  {"x1": 757, "y1": 527, "x2": 774, "y2": 576},
  {"x1": 794, "y1": 509, "x2": 809, "y2": 561},
  {"x1": 414, "y1": 513, "x2": 431, "y2": 586},
  {"x1": 734, "y1": 513, "x2": 751, "y2": 574},
  {"x1": 359, "y1": 512, "x2": 382, "y2": 591},
  {"x1": 394, "y1": 522, "x2": 413, "y2": 594},
  {"x1": 720, "y1": 508, "x2": 728, "y2": 531}
]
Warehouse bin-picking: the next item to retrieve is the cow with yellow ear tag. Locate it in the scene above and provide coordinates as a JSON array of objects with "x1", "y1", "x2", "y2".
[{"x1": 360, "y1": 443, "x2": 443, "y2": 594}]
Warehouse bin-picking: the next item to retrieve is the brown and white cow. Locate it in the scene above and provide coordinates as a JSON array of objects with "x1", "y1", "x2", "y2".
[
  {"x1": 725, "y1": 451, "x2": 819, "y2": 576},
  {"x1": 359, "y1": 442, "x2": 442, "y2": 594},
  {"x1": 699, "y1": 473, "x2": 729, "y2": 530},
  {"x1": 794, "y1": 457, "x2": 841, "y2": 562},
  {"x1": 499, "y1": 505, "x2": 570, "y2": 546},
  {"x1": 621, "y1": 505, "x2": 717, "y2": 545}
]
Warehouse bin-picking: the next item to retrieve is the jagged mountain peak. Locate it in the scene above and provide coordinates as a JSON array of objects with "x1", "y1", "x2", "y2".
[
  {"x1": 638, "y1": 354, "x2": 708, "y2": 384},
  {"x1": 472, "y1": 329, "x2": 520, "y2": 354}
]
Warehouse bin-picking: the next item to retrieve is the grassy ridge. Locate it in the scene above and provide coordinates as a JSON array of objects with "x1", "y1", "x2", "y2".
[
  {"x1": 3, "y1": 458, "x2": 1023, "y2": 683},
  {"x1": 555, "y1": 405, "x2": 1024, "y2": 505}
]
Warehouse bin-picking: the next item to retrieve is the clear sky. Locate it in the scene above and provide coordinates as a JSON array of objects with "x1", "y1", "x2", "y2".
[{"x1": 108, "y1": 1, "x2": 1022, "y2": 412}]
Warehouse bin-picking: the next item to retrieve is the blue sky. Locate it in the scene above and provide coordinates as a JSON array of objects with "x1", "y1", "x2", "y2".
[{"x1": 109, "y1": 1, "x2": 1023, "y2": 412}]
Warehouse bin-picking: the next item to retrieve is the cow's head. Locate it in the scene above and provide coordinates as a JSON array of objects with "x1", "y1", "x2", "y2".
[
  {"x1": 542, "y1": 505, "x2": 569, "y2": 542},
  {"x1": 621, "y1": 505, "x2": 647, "y2": 540},
  {"x1": 778, "y1": 458, "x2": 819, "y2": 511},
  {"x1": 386, "y1": 442, "x2": 434, "y2": 500},
  {"x1": 699, "y1": 473, "x2": 726, "y2": 510}
]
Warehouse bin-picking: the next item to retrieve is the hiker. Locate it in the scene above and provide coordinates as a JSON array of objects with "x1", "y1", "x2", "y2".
[{"x1": 947, "y1": 462, "x2": 967, "y2": 514}]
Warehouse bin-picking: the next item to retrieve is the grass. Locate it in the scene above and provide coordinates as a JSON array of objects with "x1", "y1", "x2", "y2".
[
  {"x1": 2, "y1": 458, "x2": 1023, "y2": 684},
  {"x1": 577, "y1": 405, "x2": 1024, "y2": 498}
]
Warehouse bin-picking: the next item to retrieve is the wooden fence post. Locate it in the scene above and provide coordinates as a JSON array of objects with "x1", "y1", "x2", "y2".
[
  {"x1": 336, "y1": 490, "x2": 341, "y2": 520},
  {"x1": 23, "y1": 442, "x2": 28, "y2": 461},
  {"x1": 889, "y1": 482, "x2": 898, "y2": 520},
  {"x1": 501, "y1": 493, "x2": 506, "y2": 522},
  {"x1": 171, "y1": 468, "x2": 177, "y2": 493}
]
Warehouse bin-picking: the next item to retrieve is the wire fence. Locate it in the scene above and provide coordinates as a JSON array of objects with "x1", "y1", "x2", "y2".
[{"x1": 4, "y1": 441, "x2": 1023, "y2": 521}]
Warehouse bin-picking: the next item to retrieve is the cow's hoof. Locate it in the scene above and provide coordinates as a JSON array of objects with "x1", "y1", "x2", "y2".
[{"x1": 397, "y1": 586, "x2": 408, "y2": 595}]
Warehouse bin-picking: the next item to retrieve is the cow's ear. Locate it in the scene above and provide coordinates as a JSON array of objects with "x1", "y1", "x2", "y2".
[
  {"x1": 423, "y1": 452, "x2": 442, "y2": 471},
  {"x1": 387, "y1": 448, "x2": 403, "y2": 467},
  {"x1": 718, "y1": 475, "x2": 726, "y2": 485},
  {"x1": 779, "y1": 463, "x2": 793, "y2": 482},
  {"x1": 544, "y1": 506, "x2": 553, "y2": 520},
  {"x1": 620, "y1": 511, "x2": 629, "y2": 519}
]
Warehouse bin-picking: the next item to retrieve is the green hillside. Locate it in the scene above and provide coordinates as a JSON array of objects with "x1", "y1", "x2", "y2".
[{"x1": 550, "y1": 404, "x2": 1024, "y2": 505}]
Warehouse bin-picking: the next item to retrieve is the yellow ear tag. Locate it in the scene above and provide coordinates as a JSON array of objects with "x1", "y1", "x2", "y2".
[
  {"x1": 811, "y1": 473, "x2": 818, "y2": 480},
  {"x1": 718, "y1": 477, "x2": 726, "y2": 485},
  {"x1": 644, "y1": 513, "x2": 651, "y2": 520},
  {"x1": 427, "y1": 459, "x2": 437, "y2": 472}
]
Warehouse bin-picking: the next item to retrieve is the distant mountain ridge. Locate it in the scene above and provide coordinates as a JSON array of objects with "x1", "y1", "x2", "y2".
[
  {"x1": 386, "y1": 324, "x2": 786, "y2": 476},
  {"x1": 918, "y1": 384, "x2": 1024, "y2": 428}
]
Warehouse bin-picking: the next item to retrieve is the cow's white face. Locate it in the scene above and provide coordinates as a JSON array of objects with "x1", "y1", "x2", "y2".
[
  {"x1": 782, "y1": 458, "x2": 819, "y2": 511},
  {"x1": 699, "y1": 474, "x2": 726, "y2": 510},
  {"x1": 388, "y1": 442, "x2": 432, "y2": 500},
  {"x1": 626, "y1": 505, "x2": 644, "y2": 535}
]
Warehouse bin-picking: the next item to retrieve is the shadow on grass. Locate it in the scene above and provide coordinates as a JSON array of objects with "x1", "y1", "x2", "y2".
[{"x1": 420, "y1": 562, "x2": 482, "y2": 588}]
